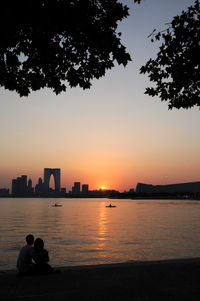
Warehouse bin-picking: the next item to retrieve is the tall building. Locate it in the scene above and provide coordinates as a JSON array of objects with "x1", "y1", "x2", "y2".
[
  {"x1": 12, "y1": 179, "x2": 18, "y2": 195},
  {"x1": 20, "y1": 175, "x2": 27, "y2": 195},
  {"x1": 38, "y1": 177, "x2": 43, "y2": 192},
  {"x1": 35, "y1": 177, "x2": 44, "y2": 194},
  {"x1": 44, "y1": 168, "x2": 60, "y2": 192},
  {"x1": 27, "y1": 179, "x2": 34, "y2": 195},
  {"x1": 38, "y1": 177, "x2": 42, "y2": 187},
  {"x1": 12, "y1": 175, "x2": 28, "y2": 196},
  {"x1": 82, "y1": 184, "x2": 89, "y2": 192},
  {"x1": 72, "y1": 182, "x2": 80, "y2": 193},
  {"x1": 28, "y1": 179, "x2": 32, "y2": 190}
]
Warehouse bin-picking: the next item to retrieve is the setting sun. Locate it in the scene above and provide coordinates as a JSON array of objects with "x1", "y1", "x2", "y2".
[{"x1": 100, "y1": 186, "x2": 106, "y2": 190}]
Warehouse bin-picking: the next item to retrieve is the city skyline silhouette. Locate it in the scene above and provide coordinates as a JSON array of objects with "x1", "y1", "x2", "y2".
[{"x1": 1, "y1": 167, "x2": 200, "y2": 199}]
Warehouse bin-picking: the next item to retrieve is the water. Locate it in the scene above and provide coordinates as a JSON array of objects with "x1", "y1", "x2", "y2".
[{"x1": 0, "y1": 198, "x2": 200, "y2": 270}]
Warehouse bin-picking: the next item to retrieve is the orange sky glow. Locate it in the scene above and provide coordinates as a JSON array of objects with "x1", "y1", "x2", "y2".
[{"x1": 0, "y1": 0, "x2": 199, "y2": 192}]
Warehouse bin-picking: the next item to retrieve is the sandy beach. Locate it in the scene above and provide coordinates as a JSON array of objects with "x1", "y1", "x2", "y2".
[{"x1": 1, "y1": 258, "x2": 200, "y2": 300}]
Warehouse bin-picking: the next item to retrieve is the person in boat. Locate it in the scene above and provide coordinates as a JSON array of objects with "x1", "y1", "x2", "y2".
[
  {"x1": 52, "y1": 203, "x2": 62, "y2": 207},
  {"x1": 32, "y1": 238, "x2": 53, "y2": 274},
  {"x1": 17, "y1": 234, "x2": 35, "y2": 275}
]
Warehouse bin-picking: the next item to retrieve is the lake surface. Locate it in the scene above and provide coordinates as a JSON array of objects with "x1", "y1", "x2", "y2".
[{"x1": 0, "y1": 198, "x2": 200, "y2": 270}]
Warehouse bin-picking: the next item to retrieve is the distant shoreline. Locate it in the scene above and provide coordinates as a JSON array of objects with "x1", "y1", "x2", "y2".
[{"x1": 1, "y1": 195, "x2": 200, "y2": 200}]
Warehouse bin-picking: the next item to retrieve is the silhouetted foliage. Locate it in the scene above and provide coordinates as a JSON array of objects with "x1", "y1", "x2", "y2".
[
  {"x1": 0, "y1": 0, "x2": 140, "y2": 96},
  {"x1": 3, "y1": 0, "x2": 199, "y2": 110},
  {"x1": 140, "y1": 0, "x2": 200, "y2": 109}
]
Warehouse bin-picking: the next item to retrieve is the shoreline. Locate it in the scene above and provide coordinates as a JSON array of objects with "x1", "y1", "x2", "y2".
[
  {"x1": 1, "y1": 257, "x2": 200, "y2": 273},
  {"x1": 1, "y1": 258, "x2": 200, "y2": 300},
  {"x1": 1, "y1": 196, "x2": 200, "y2": 200}
]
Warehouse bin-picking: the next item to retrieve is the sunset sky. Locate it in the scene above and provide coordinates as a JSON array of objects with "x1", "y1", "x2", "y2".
[{"x1": 0, "y1": 0, "x2": 199, "y2": 192}]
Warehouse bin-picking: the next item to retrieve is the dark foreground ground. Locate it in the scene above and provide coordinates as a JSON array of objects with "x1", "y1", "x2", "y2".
[{"x1": 1, "y1": 258, "x2": 200, "y2": 301}]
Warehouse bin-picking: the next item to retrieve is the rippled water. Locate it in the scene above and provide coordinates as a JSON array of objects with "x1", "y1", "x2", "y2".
[{"x1": 0, "y1": 198, "x2": 200, "y2": 270}]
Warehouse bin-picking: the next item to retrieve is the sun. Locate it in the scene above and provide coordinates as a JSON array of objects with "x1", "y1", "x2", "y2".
[{"x1": 100, "y1": 186, "x2": 106, "y2": 190}]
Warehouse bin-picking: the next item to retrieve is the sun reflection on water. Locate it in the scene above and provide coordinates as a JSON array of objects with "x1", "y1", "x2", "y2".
[{"x1": 96, "y1": 202, "x2": 108, "y2": 257}]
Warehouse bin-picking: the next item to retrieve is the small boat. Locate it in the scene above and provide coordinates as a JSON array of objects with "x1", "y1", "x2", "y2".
[
  {"x1": 106, "y1": 204, "x2": 116, "y2": 208},
  {"x1": 52, "y1": 203, "x2": 62, "y2": 207}
]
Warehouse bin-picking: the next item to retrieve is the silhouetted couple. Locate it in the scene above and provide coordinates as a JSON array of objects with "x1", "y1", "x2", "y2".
[{"x1": 17, "y1": 234, "x2": 53, "y2": 275}]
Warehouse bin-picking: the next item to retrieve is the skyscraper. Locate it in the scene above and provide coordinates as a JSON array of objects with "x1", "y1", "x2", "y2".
[
  {"x1": 12, "y1": 179, "x2": 18, "y2": 196},
  {"x1": 12, "y1": 175, "x2": 28, "y2": 196},
  {"x1": 82, "y1": 184, "x2": 89, "y2": 192},
  {"x1": 27, "y1": 179, "x2": 34, "y2": 195},
  {"x1": 44, "y1": 168, "x2": 60, "y2": 192},
  {"x1": 72, "y1": 182, "x2": 80, "y2": 193}
]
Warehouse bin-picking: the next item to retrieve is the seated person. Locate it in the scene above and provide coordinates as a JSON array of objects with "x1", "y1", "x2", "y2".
[
  {"x1": 32, "y1": 238, "x2": 53, "y2": 274},
  {"x1": 17, "y1": 234, "x2": 35, "y2": 275}
]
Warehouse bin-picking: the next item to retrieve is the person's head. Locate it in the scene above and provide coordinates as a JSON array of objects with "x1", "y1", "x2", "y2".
[
  {"x1": 34, "y1": 238, "x2": 44, "y2": 251},
  {"x1": 26, "y1": 234, "x2": 34, "y2": 246}
]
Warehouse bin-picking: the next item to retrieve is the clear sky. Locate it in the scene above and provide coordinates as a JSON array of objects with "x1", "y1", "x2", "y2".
[{"x1": 0, "y1": 0, "x2": 199, "y2": 192}]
